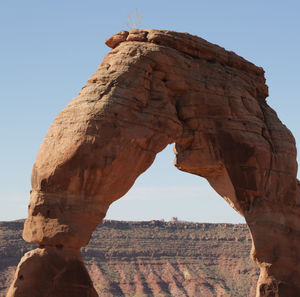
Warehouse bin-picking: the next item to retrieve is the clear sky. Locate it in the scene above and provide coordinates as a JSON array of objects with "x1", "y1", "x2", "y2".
[{"x1": 1, "y1": 0, "x2": 299, "y2": 223}]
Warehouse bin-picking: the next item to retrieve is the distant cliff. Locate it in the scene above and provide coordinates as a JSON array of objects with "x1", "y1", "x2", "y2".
[{"x1": 0, "y1": 220, "x2": 259, "y2": 297}]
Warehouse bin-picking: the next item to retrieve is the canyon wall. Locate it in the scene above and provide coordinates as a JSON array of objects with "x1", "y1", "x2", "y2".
[{"x1": 1, "y1": 220, "x2": 259, "y2": 297}]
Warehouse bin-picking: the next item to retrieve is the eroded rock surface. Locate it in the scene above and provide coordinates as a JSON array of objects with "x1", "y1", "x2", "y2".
[{"x1": 8, "y1": 30, "x2": 300, "y2": 297}]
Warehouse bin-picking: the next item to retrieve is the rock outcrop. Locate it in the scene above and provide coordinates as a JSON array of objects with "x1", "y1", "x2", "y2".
[{"x1": 7, "y1": 29, "x2": 300, "y2": 297}]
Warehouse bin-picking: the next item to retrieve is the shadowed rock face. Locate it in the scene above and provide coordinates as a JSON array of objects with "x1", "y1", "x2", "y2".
[{"x1": 7, "y1": 29, "x2": 300, "y2": 297}]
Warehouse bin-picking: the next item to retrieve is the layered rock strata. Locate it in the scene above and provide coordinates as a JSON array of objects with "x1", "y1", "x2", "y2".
[
  {"x1": 1, "y1": 220, "x2": 259, "y2": 297},
  {"x1": 8, "y1": 29, "x2": 300, "y2": 297}
]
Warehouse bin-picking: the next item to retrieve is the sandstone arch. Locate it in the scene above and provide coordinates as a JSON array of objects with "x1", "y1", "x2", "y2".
[{"x1": 7, "y1": 30, "x2": 300, "y2": 297}]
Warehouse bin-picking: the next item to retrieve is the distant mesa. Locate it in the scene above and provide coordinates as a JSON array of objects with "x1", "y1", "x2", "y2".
[{"x1": 7, "y1": 29, "x2": 300, "y2": 297}]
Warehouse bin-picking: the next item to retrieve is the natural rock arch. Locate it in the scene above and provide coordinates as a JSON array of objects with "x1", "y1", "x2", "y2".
[{"x1": 7, "y1": 30, "x2": 300, "y2": 297}]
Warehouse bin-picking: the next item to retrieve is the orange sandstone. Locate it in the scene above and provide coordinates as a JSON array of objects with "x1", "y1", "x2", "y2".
[{"x1": 7, "y1": 30, "x2": 300, "y2": 297}]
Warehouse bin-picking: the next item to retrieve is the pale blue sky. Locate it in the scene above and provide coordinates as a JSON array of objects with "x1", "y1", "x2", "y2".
[{"x1": 1, "y1": 0, "x2": 299, "y2": 222}]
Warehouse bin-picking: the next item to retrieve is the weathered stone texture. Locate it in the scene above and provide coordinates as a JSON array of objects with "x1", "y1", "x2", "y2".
[
  {"x1": 7, "y1": 30, "x2": 299, "y2": 297},
  {"x1": 6, "y1": 247, "x2": 98, "y2": 297}
]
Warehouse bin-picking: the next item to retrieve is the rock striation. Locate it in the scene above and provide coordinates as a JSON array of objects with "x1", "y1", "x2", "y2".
[
  {"x1": 1, "y1": 220, "x2": 259, "y2": 297},
  {"x1": 7, "y1": 29, "x2": 300, "y2": 297}
]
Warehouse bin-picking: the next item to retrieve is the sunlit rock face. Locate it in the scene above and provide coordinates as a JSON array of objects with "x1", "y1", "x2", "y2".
[{"x1": 8, "y1": 29, "x2": 299, "y2": 297}]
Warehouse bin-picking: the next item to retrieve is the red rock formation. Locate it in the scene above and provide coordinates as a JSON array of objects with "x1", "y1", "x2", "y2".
[
  {"x1": 7, "y1": 29, "x2": 299, "y2": 297},
  {"x1": 6, "y1": 247, "x2": 97, "y2": 297}
]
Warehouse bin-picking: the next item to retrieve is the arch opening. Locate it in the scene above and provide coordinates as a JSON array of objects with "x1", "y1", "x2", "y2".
[{"x1": 106, "y1": 144, "x2": 245, "y2": 224}]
